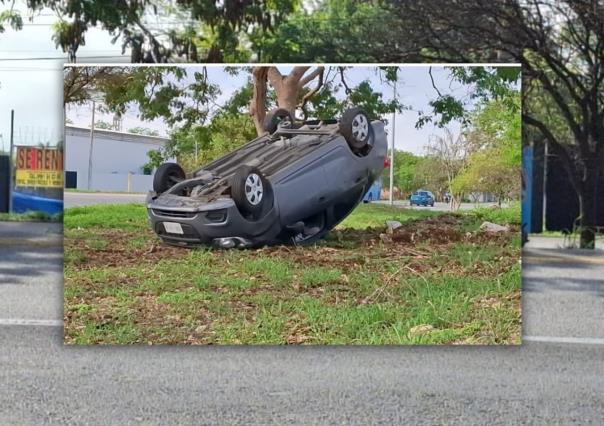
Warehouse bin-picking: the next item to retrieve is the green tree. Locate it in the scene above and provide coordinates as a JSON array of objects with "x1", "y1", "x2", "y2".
[
  {"x1": 411, "y1": 156, "x2": 449, "y2": 199},
  {"x1": 251, "y1": 0, "x2": 396, "y2": 62},
  {"x1": 380, "y1": 0, "x2": 603, "y2": 249},
  {"x1": 452, "y1": 149, "x2": 520, "y2": 205},
  {"x1": 452, "y1": 94, "x2": 522, "y2": 204},
  {"x1": 0, "y1": 1, "x2": 22, "y2": 33},
  {"x1": 10, "y1": 0, "x2": 300, "y2": 62},
  {"x1": 382, "y1": 150, "x2": 422, "y2": 197}
]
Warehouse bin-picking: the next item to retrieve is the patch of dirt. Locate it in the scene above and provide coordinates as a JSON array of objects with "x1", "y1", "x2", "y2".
[
  {"x1": 66, "y1": 229, "x2": 197, "y2": 269},
  {"x1": 65, "y1": 215, "x2": 518, "y2": 278}
]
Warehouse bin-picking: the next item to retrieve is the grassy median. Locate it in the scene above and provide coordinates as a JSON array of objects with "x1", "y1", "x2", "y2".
[{"x1": 64, "y1": 202, "x2": 521, "y2": 345}]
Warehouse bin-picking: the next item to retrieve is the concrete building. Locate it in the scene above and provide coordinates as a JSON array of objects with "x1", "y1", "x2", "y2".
[{"x1": 64, "y1": 125, "x2": 171, "y2": 193}]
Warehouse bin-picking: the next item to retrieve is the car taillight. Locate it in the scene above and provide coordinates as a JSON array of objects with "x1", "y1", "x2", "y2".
[{"x1": 384, "y1": 157, "x2": 390, "y2": 168}]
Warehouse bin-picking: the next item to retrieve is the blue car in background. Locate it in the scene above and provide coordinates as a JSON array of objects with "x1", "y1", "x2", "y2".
[
  {"x1": 363, "y1": 178, "x2": 382, "y2": 203},
  {"x1": 410, "y1": 190, "x2": 435, "y2": 207}
]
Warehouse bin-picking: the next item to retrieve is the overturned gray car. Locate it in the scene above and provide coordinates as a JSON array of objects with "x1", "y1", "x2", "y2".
[{"x1": 146, "y1": 107, "x2": 388, "y2": 248}]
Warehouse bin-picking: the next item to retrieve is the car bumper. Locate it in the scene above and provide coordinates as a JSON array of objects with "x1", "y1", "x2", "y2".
[{"x1": 146, "y1": 192, "x2": 280, "y2": 247}]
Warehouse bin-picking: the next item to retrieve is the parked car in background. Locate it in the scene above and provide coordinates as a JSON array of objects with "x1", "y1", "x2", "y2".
[
  {"x1": 363, "y1": 177, "x2": 382, "y2": 203},
  {"x1": 147, "y1": 107, "x2": 388, "y2": 248},
  {"x1": 410, "y1": 190, "x2": 435, "y2": 207}
]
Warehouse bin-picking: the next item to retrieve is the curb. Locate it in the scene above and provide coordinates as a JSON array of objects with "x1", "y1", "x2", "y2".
[{"x1": 523, "y1": 254, "x2": 604, "y2": 266}]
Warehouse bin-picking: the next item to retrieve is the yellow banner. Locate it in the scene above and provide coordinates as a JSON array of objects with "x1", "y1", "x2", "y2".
[{"x1": 16, "y1": 170, "x2": 64, "y2": 188}]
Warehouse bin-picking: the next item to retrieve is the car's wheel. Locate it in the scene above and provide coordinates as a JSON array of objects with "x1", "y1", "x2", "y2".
[
  {"x1": 263, "y1": 108, "x2": 294, "y2": 134},
  {"x1": 339, "y1": 107, "x2": 372, "y2": 153},
  {"x1": 153, "y1": 162, "x2": 186, "y2": 194},
  {"x1": 231, "y1": 165, "x2": 269, "y2": 216}
]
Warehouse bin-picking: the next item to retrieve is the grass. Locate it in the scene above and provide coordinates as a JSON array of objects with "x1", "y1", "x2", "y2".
[
  {"x1": 63, "y1": 202, "x2": 521, "y2": 345},
  {"x1": 464, "y1": 202, "x2": 521, "y2": 226},
  {"x1": 64, "y1": 189, "x2": 147, "y2": 195},
  {"x1": 64, "y1": 203, "x2": 148, "y2": 231},
  {"x1": 0, "y1": 211, "x2": 62, "y2": 222}
]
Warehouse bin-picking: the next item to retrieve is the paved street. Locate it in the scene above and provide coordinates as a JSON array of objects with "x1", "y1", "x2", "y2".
[
  {"x1": 64, "y1": 191, "x2": 147, "y2": 207},
  {"x1": 64, "y1": 192, "x2": 494, "y2": 212},
  {"x1": 0, "y1": 222, "x2": 63, "y2": 324},
  {"x1": 1, "y1": 229, "x2": 603, "y2": 424}
]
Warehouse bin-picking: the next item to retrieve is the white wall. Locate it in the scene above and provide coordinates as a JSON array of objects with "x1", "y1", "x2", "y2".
[
  {"x1": 65, "y1": 126, "x2": 170, "y2": 192},
  {"x1": 86, "y1": 172, "x2": 153, "y2": 193}
]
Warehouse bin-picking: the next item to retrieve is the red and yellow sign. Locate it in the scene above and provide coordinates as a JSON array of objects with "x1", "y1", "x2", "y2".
[{"x1": 15, "y1": 147, "x2": 64, "y2": 188}]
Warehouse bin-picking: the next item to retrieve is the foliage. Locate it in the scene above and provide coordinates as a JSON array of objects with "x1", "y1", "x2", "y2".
[
  {"x1": 93, "y1": 120, "x2": 114, "y2": 130},
  {"x1": 0, "y1": 3, "x2": 22, "y2": 33},
  {"x1": 251, "y1": 0, "x2": 396, "y2": 62},
  {"x1": 416, "y1": 66, "x2": 521, "y2": 129},
  {"x1": 381, "y1": 151, "x2": 422, "y2": 197},
  {"x1": 18, "y1": 0, "x2": 300, "y2": 62},
  {"x1": 467, "y1": 203, "x2": 521, "y2": 226},
  {"x1": 170, "y1": 112, "x2": 258, "y2": 172},
  {"x1": 378, "y1": 0, "x2": 603, "y2": 248},
  {"x1": 452, "y1": 149, "x2": 519, "y2": 204},
  {"x1": 452, "y1": 94, "x2": 522, "y2": 203},
  {"x1": 128, "y1": 127, "x2": 160, "y2": 137},
  {"x1": 410, "y1": 156, "x2": 450, "y2": 198}
]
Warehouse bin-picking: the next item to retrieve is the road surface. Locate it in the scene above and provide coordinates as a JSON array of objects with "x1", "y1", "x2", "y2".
[
  {"x1": 64, "y1": 191, "x2": 147, "y2": 208},
  {"x1": 1, "y1": 230, "x2": 603, "y2": 424},
  {"x1": 64, "y1": 193, "x2": 492, "y2": 212}
]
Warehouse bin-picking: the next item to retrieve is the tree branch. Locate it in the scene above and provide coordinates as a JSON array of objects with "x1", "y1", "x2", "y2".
[
  {"x1": 299, "y1": 68, "x2": 324, "y2": 112},
  {"x1": 298, "y1": 66, "x2": 324, "y2": 87}
]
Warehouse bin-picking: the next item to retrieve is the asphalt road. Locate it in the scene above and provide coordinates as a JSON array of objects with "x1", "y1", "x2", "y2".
[
  {"x1": 1, "y1": 228, "x2": 603, "y2": 424},
  {"x1": 64, "y1": 191, "x2": 147, "y2": 207},
  {"x1": 63, "y1": 192, "x2": 489, "y2": 213}
]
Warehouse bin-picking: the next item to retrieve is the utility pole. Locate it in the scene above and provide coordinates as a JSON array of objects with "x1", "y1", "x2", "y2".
[
  {"x1": 542, "y1": 140, "x2": 548, "y2": 232},
  {"x1": 87, "y1": 100, "x2": 96, "y2": 190},
  {"x1": 389, "y1": 80, "x2": 396, "y2": 206},
  {"x1": 8, "y1": 110, "x2": 14, "y2": 213}
]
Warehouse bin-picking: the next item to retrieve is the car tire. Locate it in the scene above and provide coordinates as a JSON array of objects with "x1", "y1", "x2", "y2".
[
  {"x1": 263, "y1": 108, "x2": 294, "y2": 134},
  {"x1": 231, "y1": 165, "x2": 269, "y2": 216},
  {"x1": 153, "y1": 162, "x2": 186, "y2": 194},
  {"x1": 339, "y1": 107, "x2": 372, "y2": 153}
]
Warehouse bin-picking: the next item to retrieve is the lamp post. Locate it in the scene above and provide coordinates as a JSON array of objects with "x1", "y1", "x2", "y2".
[
  {"x1": 87, "y1": 100, "x2": 96, "y2": 190},
  {"x1": 86, "y1": 92, "x2": 103, "y2": 191},
  {"x1": 8, "y1": 110, "x2": 14, "y2": 212},
  {"x1": 389, "y1": 80, "x2": 397, "y2": 206}
]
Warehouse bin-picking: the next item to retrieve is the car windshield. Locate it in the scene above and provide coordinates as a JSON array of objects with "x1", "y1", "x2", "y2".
[{"x1": 416, "y1": 191, "x2": 429, "y2": 196}]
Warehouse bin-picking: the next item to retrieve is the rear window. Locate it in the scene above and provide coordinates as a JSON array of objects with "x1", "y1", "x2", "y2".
[{"x1": 418, "y1": 191, "x2": 428, "y2": 196}]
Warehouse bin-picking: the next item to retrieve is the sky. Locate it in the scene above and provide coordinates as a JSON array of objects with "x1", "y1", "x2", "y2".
[{"x1": 0, "y1": 1, "x2": 514, "y2": 156}]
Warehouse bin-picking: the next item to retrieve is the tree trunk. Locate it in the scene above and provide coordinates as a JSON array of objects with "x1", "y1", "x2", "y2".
[
  {"x1": 250, "y1": 67, "x2": 269, "y2": 135},
  {"x1": 249, "y1": 66, "x2": 324, "y2": 136},
  {"x1": 578, "y1": 162, "x2": 599, "y2": 249},
  {"x1": 267, "y1": 67, "x2": 298, "y2": 114}
]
